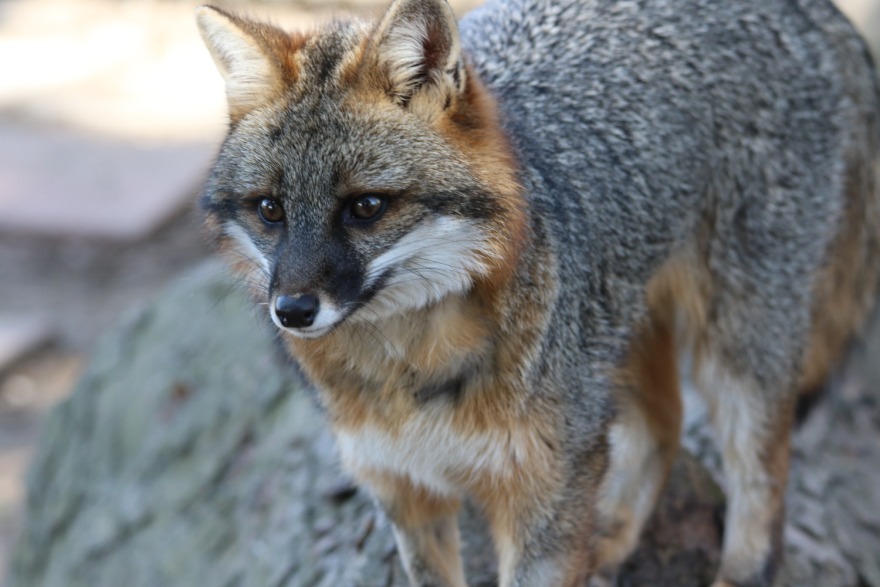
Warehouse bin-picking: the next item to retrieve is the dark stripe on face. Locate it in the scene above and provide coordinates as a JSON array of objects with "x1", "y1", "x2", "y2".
[
  {"x1": 417, "y1": 187, "x2": 502, "y2": 220},
  {"x1": 200, "y1": 191, "x2": 239, "y2": 220},
  {"x1": 347, "y1": 264, "x2": 394, "y2": 313},
  {"x1": 271, "y1": 220, "x2": 369, "y2": 307},
  {"x1": 320, "y1": 233, "x2": 367, "y2": 303}
]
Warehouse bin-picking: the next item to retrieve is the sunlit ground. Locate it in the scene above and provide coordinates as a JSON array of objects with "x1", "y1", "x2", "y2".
[{"x1": 0, "y1": 0, "x2": 876, "y2": 580}]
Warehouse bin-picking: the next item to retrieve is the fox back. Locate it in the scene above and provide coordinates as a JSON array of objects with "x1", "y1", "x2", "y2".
[{"x1": 198, "y1": 0, "x2": 880, "y2": 585}]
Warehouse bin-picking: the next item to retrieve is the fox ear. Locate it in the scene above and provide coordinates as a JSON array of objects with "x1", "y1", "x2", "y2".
[
  {"x1": 370, "y1": 0, "x2": 466, "y2": 107},
  {"x1": 195, "y1": 6, "x2": 282, "y2": 120}
]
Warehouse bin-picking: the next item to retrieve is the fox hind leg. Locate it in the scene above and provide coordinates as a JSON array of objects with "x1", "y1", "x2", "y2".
[
  {"x1": 591, "y1": 310, "x2": 684, "y2": 585},
  {"x1": 693, "y1": 350, "x2": 794, "y2": 587}
]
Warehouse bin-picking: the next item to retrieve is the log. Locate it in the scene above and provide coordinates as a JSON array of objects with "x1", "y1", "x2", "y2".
[{"x1": 8, "y1": 262, "x2": 880, "y2": 587}]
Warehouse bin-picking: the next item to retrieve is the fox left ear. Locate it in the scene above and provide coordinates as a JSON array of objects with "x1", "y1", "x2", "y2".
[
  {"x1": 370, "y1": 0, "x2": 466, "y2": 108},
  {"x1": 195, "y1": 6, "x2": 285, "y2": 121}
]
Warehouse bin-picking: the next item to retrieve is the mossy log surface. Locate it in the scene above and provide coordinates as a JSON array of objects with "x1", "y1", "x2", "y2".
[{"x1": 8, "y1": 263, "x2": 880, "y2": 587}]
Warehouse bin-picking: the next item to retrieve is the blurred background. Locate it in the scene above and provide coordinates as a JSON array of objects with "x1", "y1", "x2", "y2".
[{"x1": 0, "y1": 0, "x2": 876, "y2": 580}]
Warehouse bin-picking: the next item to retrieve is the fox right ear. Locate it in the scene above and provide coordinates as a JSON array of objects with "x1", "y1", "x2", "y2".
[
  {"x1": 370, "y1": 0, "x2": 466, "y2": 109},
  {"x1": 195, "y1": 6, "x2": 283, "y2": 120}
]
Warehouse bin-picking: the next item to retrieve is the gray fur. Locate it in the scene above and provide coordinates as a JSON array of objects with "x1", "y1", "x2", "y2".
[{"x1": 462, "y1": 0, "x2": 875, "y2": 387}]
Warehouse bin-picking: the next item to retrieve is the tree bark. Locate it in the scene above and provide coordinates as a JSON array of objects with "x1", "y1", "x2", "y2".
[{"x1": 8, "y1": 263, "x2": 880, "y2": 587}]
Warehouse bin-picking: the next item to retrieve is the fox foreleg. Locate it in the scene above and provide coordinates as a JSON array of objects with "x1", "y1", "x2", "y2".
[
  {"x1": 482, "y1": 447, "x2": 608, "y2": 587},
  {"x1": 392, "y1": 515, "x2": 466, "y2": 587},
  {"x1": 367, "y1": 473, "x2": 467, "y2": 587}
]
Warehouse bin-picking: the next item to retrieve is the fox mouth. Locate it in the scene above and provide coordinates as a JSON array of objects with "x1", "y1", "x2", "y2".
[{"x1": 270, "y1": 317, "x2": 337, "y2": 339}]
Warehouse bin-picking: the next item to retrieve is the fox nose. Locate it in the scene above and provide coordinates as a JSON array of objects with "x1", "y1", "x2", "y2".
[{"x1": 274, "y1": 294, "x2": 319, "y2": 328}]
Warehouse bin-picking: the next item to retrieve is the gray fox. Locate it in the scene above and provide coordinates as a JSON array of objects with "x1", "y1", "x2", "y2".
[{"x1": 196, "y1": 0, "x2": 880, "y2": 585}]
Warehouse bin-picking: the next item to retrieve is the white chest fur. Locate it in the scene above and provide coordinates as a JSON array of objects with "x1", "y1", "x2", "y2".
[{"x1": 335, "y1": 407, "x2": 541, "y2": 496}]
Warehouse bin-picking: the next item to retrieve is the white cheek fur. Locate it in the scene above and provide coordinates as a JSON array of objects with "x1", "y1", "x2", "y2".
[
  {"x1": 224, "y1": 222, "x2": 270, "y2": 275},
  {"x1": 360, "y1": 216, "x2": 493, "y2": 320}
]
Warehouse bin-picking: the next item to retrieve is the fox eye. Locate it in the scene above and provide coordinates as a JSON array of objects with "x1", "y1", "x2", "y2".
[
  {"x1": 348, "y1": 194, "x2": 387, "y2": 222},
  {"x1": 259, "y1": 198, "x2": 284, "y2": 223}
]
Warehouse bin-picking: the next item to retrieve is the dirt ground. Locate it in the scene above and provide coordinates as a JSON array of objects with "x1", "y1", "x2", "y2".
[{"x1": 0, "y1": 0, "x2": 879, "y2": 581}]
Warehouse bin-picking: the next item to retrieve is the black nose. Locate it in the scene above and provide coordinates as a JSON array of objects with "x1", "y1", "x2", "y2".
[{"x1": 274, "y1": 294, "x2": 319, "y2": 328}]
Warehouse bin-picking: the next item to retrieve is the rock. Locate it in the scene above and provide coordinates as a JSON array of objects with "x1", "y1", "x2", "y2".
[{"x1": 7, "y1": 262, "x2": 880, "y2": 586}]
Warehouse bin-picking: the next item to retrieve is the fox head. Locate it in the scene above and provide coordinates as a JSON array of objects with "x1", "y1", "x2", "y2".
[{"x1": 197, "y1": 0, "x2": 524, "y2": 340}]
